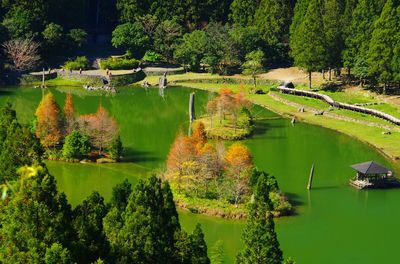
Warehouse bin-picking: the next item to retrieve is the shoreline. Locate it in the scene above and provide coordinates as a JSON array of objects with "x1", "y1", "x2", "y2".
[{"x1": 172, "y1": 82, "x2": 400, "y2": 172}]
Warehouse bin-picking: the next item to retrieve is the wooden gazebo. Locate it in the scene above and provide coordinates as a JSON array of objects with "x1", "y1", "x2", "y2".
[{"x1": 349, "y1": 161, "x2": 397, "y2": 189}]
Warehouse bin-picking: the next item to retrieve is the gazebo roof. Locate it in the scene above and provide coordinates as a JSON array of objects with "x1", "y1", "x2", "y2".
[{"x1": 351, "y1": 161, "x2": 391, "y2": 175}]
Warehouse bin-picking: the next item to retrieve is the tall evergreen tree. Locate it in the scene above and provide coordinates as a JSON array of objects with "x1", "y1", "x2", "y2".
[
  {"x1": 229, "y1": 0, "x2": 259, "y2": 26},
  {"x1": 254, "y1": 0, "x2": 292, "y2": 60},
  {"x1": 342, "y1": 0, "x2": 384, "y2": 78},
  {"x1": 290, "y1": 0, "x2": 328, "y2": 88},
  {"x1": 71, "y1": 192, "x2": 110, "y2": 264},
  {"x1": 289, "y1": 0, "x2": 310, "y2": 43},
  {"x1": 0, "y1": 166, "x2": 74, "y2": 263},
  {"x1": 104, "y1": 176, "x2": 209, "y2": 263},
  {"x1": 322, "y1": 0, "x2": 345, "y2": 78},
  {"x1": 236, "y1": 173, "x2": 283, "y2": 264},
  {"x1": 0, "y1": 104, "x2": 42, "y2": 182},
  {"x1": 367, "y1": 0, "x2": 400, "y2": 93}
]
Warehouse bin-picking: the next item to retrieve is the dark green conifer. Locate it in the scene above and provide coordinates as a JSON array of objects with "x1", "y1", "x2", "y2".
[
  {"x1": 236, "y1": 174, "x2": 283, "y2": 264},
  {"x1": 367, "y1": 0, "x2": 400, "y2": 93},
  {"x1": 71, "y1": 192, "x2": 110, "y2": 264},
  {"x1": 290, "y1": 0, "x2": 328, "y2": 88}
]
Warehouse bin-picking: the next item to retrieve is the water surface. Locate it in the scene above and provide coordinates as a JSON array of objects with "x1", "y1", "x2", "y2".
[{"x1": 1, "y1": 86, "x2": 398, "y2": 263}]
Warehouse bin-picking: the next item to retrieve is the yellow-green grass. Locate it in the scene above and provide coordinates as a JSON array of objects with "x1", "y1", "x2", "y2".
[
  {"x1": 198, "y1": 116, "x2": 251, "y2": 140},
  {"x1": 27, "y1": 77, "x2": 87, "y2": 87}
]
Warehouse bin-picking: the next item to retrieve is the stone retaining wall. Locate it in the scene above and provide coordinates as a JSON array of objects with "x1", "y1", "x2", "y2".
[
  {"x1": 277, "y1": 87, "x2": 400, "y2": 126},
  {"x1": 20, "y1": 72, "x2": 57, "y2": 84}
]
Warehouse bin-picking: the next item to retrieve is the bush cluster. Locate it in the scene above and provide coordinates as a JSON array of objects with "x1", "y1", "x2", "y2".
[
  {"x1": 142, "y1": 51, "x2": 163, "y2": 62},
  {"x1": 100, "y1": 57, "x2": 139, "y2": 70},
  {"x1": 63, "y1": 56, "x2": 90, "y2": 70}
]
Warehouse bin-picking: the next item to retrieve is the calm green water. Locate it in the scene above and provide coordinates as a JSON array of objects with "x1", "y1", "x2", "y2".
[{"x1": 1, "y1": 86, "x2": 399, "y2": 264}]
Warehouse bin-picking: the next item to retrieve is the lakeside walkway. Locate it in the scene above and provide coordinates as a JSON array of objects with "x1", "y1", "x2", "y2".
[{"x1": 277, "y1": 87, "x2": 400, "y2": 126}]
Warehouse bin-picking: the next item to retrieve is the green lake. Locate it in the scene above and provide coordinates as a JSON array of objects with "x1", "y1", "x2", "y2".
[{"x1": 0, "y1": 86, "x2": 399, "y2": 264}]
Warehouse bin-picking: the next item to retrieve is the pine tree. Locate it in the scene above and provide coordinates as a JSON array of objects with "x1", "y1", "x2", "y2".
[
  {"x1": 0, "y1": 120, "x2": 43, "y2": 182},
  {"x1": 103, "y1": 175, "x2": 210, "y2": 263},
  {"x1": 322, "y1": 0, "x2": 345, "y2": 78},
  {"x1": 189, "y1": 224, "x2": 210, "y2": 264},
  {"x1": 236, "y1": 174, "x2": 283, "y2": 264},
  {"x1": 254, "y1": 0, "x2": 292, "y2": 59},
  {"x1": 104, "y1": 176, "x2": 181, "y2": 263},
  {"x1": 71, "y1": 192, "x2": 110, "y2": 264},
  {"x1": 229, "y1": 0, "x2": 259, "y2": 27},
  {"x1": 35, "y1": 92, "x2": 63, "y2": 148},
  {"x1": 289, "y1": 0, "x2": 310, "y2": 42},
  {"x1": 367, "y1": 0, "x2": 400, "y2": 93},
  {"x1": 342, "y1": 0, "x2": 384, "y2": 78},
  {"x1": 0, "y1": 166, "x2": 74, "y2": 263},
  {"x1": 110, "y1": 179, "x2": 132, "y2": 211},
  {"x1": 290, "y1": 0, "x2": 328, "y2": 88}
]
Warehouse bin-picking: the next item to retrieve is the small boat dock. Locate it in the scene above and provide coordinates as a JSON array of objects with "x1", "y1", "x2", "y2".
[{"x1": 349, "y1": 161, "x2": 400, "y2": 189}]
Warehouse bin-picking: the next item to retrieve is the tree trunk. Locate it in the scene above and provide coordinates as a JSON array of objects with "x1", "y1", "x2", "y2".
[
  {"x1": 383, "y1": 83, "x2": 387, "y2": 95},
  {"x1": 308, "y1": 71, "x2": 312, "y2": 89},
  {"x1": 347, "y1": 67, "x2": 351, "y2": 76},
  {"x1": 322, "y1": 69, "x2": 325, "y2": 80},
  {"x1": 328, "y1": 67, "x2": 332, "y2": 81},
  {"x1": 253, "y1": 76, "x2": 257, "y2": 91}
]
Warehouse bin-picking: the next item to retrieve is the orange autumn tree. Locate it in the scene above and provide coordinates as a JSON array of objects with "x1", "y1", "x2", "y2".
[
  {"x1": 35, "y1": 93, "x2": 62, "y2": 148},
  {"x1": 217, "y1": 88, "x2": 235, "y2": 124},
  {"x1": 79, "y1": 104, "x2": 118, "y2": 155},
  {"x1": 192, "y1": 121, "x2": 207, "y2": 152},
  {"x1": 224, "y1": 143, "x2": 253, "y2": 205},
  {"x1": 64, "y1": 93, "x2": 75, "y2": 134},
  {"x1": 166, "y1": 130, "x2": 197, "y2": 192}
]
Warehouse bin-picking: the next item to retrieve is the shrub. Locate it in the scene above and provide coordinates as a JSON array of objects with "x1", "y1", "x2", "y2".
[
  {"x1": 142, "y1": 50, "x2": 163, "y2": 62},
  {"x1": 99, "y1": 57, "x2": 139, "y2": 70},
  {"x1": 108, "y1": 136, "x2": 123, "y2": 160},
  {"x1": 63, "y1": 56, "x2": 90, "y2": 70},
  {"x1": 62, "y1": 130, "x2": 91, "y2": 159}
]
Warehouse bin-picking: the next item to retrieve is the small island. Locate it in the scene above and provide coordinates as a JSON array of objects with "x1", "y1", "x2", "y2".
[
  {"x1": 200, "y1": 88, "x2": 254, "y2": 140},
  {"x1": 164, "y1": 122, "x2": 292, "y2": 219},
  {"x1": 34, "y1": 93, "x2": 122, "y2": 163}
]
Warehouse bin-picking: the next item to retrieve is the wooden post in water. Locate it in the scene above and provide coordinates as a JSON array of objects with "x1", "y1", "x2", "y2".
[
  {"x1": 42, "y1": 68, "x2": 45, "y2": 88},
  {"x1": 188, "y1": 92, "x2": 196, "y2": 135},
  {"x1": 307, "y1": 163, "x2": 315, "y2": 190}
]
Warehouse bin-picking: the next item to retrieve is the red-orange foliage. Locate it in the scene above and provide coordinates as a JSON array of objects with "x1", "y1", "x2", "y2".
[
  {"x1": 79, "y1": 104, "x2": 118, "y2": 154},
  {"x1": 224, "y1": 143, "x2": 253, "y2": 204},
  {"x1": 35, "y1": 93, "x2": 62, "y2": 148},
  {"x1": 64, "y1": 94, "x2": 75, "y2": 134},
  {"x1": 192, "y1": 122, "x2": 207, "y2": 151},
  {"x1": 166, "y1": 130, "x2": 197, "y2": 173},
  {"x1": 234, "y1": 91, "x2": 251, "y2": 109},
  {"x1": 225, "y1": 143, "x2": 253, "y2": 168}
]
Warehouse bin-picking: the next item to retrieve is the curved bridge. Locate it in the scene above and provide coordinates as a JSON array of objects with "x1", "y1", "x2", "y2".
[{"x1": 277, "y1": 87, "x2": 400, "y2": 126}]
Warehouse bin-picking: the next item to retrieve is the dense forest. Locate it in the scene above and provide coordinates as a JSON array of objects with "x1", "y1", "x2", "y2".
[{"x1": 1, "y1": 0, "x2": 400, "y2": 91}]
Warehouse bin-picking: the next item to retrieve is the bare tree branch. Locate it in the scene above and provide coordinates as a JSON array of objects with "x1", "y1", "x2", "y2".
[{"x1": 2, "y1": 38, "x2": 40, "y2": 72}]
